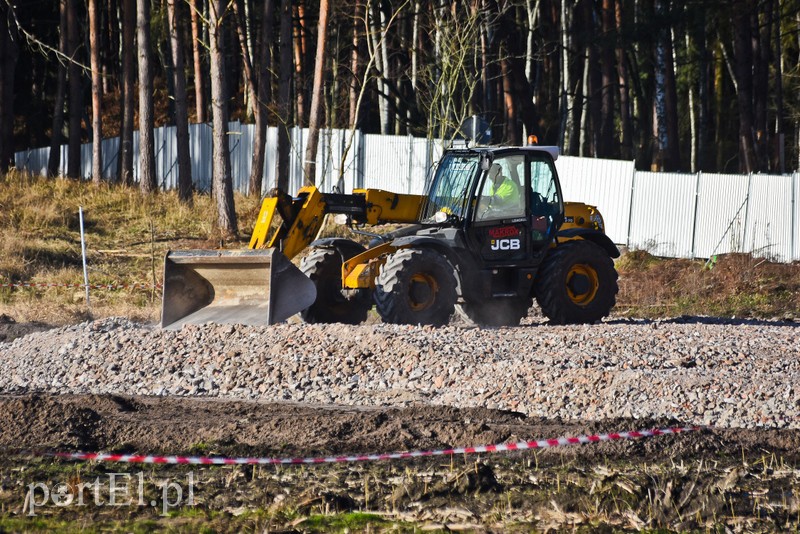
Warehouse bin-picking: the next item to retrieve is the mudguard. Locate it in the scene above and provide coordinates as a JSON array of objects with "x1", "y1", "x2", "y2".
[{"x1": 557, "y1": 228, "x2": 620, "y2": 258}]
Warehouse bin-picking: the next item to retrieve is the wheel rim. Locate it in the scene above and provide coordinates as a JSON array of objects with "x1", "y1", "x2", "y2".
[
  {"x1": 408, "y1": 272, "x2": 438, "y2": 311},
  {"x1": 566, "y1": 264, "x2": 599, "y2": 305}
]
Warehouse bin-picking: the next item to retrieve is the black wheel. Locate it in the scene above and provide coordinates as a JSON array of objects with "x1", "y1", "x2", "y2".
[
  {"x1": 374, "y1": 248, "x2": 457, "y2": 326},
  {"x1": 534, "y1": 240, "x2": 618, "y2": 324},
  {"x1": 458, "y1": 298, "x2": 532, "y2": 327},
  {"x1": 300, "y1": 247, "x2": 371, "y2": 324}
]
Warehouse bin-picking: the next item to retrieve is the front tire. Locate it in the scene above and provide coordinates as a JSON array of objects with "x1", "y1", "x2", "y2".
[
  {"x1": 534, "y1": 240, "x2": 618, "y2": 324},
  {"x1": 300, "y1": 247, "x2": 371, "y2": 324},
  {"x1": 374, "y1": 248, "x2": 457, "y2": 326}
]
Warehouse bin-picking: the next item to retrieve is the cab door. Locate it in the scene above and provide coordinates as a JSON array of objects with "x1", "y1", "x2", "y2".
[
  {"x1": 527, "y1": 155, "x2": 563, "y2": 250},
  {"x1": 466, "y1": 152, "x2": 563, "y2": 266},
  {"x1": 467, "y1": 154, "x2": 530, "y2": 264}
]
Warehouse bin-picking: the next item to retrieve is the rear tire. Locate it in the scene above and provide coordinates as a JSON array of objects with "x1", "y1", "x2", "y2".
[
  {"x1": 458, "y1": 298, "x2": 532, "y2": 327},
  {"x1": 300, "y1": 247, "x2": 371, "y2": 324},
  {"x1": 534, "y1": 240, "x2": 618, "y2": 324},
  {"x1": 374, "y1": 248, "x2": 457, "y2": 326}
]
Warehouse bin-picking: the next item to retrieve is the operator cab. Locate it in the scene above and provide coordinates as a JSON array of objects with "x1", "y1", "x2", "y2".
[{"x1": 422, "y1": 146, "x2": 564, "y2": 265}]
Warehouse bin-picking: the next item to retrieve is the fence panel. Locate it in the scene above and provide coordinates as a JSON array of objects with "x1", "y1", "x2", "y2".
[
  {"x1": 101, "y1": 136, "x2": 120, "y2": 180},
  {"x1": 794, "y1": 173, "x2": 800, "y2": 262},
  {"x1": 154, "y1": 125, "x2": 172, "y2": 189},
  {"x1": 259, "y1": 126, "x2": 278, "y2": 196},
  {"x1": 363, "y1": 133, "x2": 412, "y2": 193},
  {"x1": 555, "y1": 156, "x2": 634, "y2": 246},
  {"x1": 691, "y1": 173, "x2": 749, "y2": 259},
  {"x1": 362, "y1": 134, "x2": 442, "y2": 194},
  {"x1": 410, "y1": 137, "x2": 436, "y2": 194},
  {"x1": 12, "y1": 127, "x2": 800, "y2": 263},
  {"x1": 14, "y1": 146, "x2": 50, "y2": 176},
  {"x1": 744, "y1": 174, "x2": 794, "y2": 262},
  {"x1": 312, "y1": 128, "x2": 355, "y2": 193},
  {"x1": 628, "y1": 172, "x2": 697, "y2": 258},
  {"x1": 188, "y1": 123, "x2": 212, "y2": 191},
  {"x1": 363, "y1": 134, "x2": 442, "y2": 194}
]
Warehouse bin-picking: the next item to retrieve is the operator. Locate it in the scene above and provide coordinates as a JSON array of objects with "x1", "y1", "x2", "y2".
[{"x1": 487, "y1": 163, "x2": 522, "y2": 215}]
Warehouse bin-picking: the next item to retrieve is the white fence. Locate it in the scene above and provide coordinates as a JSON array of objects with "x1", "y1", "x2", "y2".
[{"x1": 14, "y1": 121, "x2": 800, "y2": 263}]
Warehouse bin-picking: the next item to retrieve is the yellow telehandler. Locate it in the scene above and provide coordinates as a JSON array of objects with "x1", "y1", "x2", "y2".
[{"x1": 161, "y1": 145, "x2": 619, "y2": 329}]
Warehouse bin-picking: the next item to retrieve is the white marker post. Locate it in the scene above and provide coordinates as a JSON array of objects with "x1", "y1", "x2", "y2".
[{"x1": 78, "y1": 206, "x2": 90, "y2": 309}]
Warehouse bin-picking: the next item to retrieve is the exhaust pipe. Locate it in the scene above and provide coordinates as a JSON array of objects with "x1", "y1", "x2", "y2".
[{"x1": 160, "y1": 249, "x2": 316, "y2": 329}]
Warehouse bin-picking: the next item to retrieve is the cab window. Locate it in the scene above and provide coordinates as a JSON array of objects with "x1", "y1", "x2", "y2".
[
  {"x1": 528, "y1": 158, "x2": 561, "y2": 239},
  {"x1": 474, "y1": 155, "x2": 525, "y2": 221}
]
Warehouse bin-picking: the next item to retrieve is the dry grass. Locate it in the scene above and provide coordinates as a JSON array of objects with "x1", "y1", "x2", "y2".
[
  {"x1": 0, "y1": 171, "x2": 262, "y2": 325},
  {"x1": 616, "y1": 249, "x2": 800, "y2": 319}
]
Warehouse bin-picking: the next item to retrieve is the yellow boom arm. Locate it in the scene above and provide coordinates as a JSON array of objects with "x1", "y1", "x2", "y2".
[{"x1": 248, "y1": 185, "x2": 425, "y2": 260}]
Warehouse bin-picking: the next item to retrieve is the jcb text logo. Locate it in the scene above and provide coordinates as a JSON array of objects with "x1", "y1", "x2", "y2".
[{"x1": 490, "y1": 238, "x2": 520, "y2": 251}]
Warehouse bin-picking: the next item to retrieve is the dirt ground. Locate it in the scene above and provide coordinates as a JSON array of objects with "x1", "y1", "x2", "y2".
[
  {"x1": 0, "y1": 314, "x2": 51, "y2": 343},
  {"x1": 1, "y1": 393, "x2": 800, "y2": 532}
]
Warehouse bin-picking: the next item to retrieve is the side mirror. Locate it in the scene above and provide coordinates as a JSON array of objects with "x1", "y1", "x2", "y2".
[{"x1": 480, "y1": 155, "x2": 491, "y2": 172}]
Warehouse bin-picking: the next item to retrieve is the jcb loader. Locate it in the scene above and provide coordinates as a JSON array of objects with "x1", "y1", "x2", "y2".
[{"x1": 161, "y1": 145, "x2": 619, "y2": 329}]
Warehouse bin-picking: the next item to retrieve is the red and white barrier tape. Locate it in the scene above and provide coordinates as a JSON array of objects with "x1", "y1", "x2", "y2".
[
  {"x1": 51, "y1": 426, "x2": 700, "y2": 466},
  {"x1": 0, "y1": 282, "x2": 159, "y2": 291}
]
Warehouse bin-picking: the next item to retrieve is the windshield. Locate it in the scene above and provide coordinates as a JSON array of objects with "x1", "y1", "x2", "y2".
[{"x1": 420, "y1": 152, "x2": 479, "y2": 220}]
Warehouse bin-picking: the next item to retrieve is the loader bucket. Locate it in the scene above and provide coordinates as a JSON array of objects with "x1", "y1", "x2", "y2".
[{"x1": 160, "y1": 249, "x2": 316, "y2": 329}]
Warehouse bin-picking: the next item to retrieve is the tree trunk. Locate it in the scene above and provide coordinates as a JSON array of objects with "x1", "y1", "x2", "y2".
[
  {"x1": 694, "y1": 6, "x2": 709, "y2": 171},
  {"x1": 275, "y1": 0, "x2": 293, "y2": 192},
  {"x1": 559, "y1": 0, "x2": 573, "y2": 151},
  {"x1": 369, "y1": 1, "x2": 390, "y2": 135},
  {"x1": 525, "y1": 0, "x2": 540, "y2": 84},
  {"x1": 302, "y1": 0, "x2": 330, "y2": 185},
  {"x1": 0, "y1": 9, "x2": 5, "y2": 174},
  {"x1": 733, "y1": 0, "x2": 756, "y2": 173},
  {"x1": 293, "y1": 1, "x2": 307, "y2": 126},
  {"x1": 137, "y1": 0, "x2": 157, "y2": 193},
  {"x1": 410, "y1": 0, "x2": 419, "y2": 116},
  {"x1": 104, "y1": 0, "x2": 116, "y2": 95},
  {"x1": 66, "y1": 0, "x2": 82, "y2": 179},
  {"x1": 651, "y1": 0, "x2": 669, "y2": 171},
  {"x1": 664, "y1": 26, "x2": 679, "y2": 170},
  {"x1": 209, "y1": 0, "x2": 238, "y2": 236},
  {"x1": 233, "y1": 0, "x2": 257, "y2": 121},
  {"x1": 589, "y1": 37, "x2": 601, "y2": 157},
  {"x1": 167, "y1": 0, "x2": 193, "y2": 203},
  {"x1": 569, "y1": 44, "x2": 584, "y2": 156},
  {"x1": 578, "y1": 45, "x2": 590, "y2": 157},
  {"x1": 615, "y1": 0, "x2": 633, "y2": 160},
  {"x1": 89, "y1": 0, "x2": 103, "y2": 184},
  {"x1": 348, "y1": 0, "x2": 364, "y2": 128},
  {"x1": 501, "y1": 9, "x2": 538, "y2": 143},
  {"x1": 772, "y1": 0, "x2": 784, "y2": 173},
  {"x1": 161, "y1": 2, "x2": 176, "y2": 123},
  {"x1": 753, "y1": 3, "x2": 769, "y2": 171},
  {"x1": 48, "y1": 0, "x2": 69, "y2": 177},
  {"x1": 0, "y1": 2, "x2": 17, "y2": 174},
  {"x1": 249, "y1": 0, "x2": 275, "y2": 197},
  {"x1": 119, "y1": 0, "x2": 135, "y2": 185},
  {"x1": 190, "y1": 0, "x2": 206, "y2": 123},
  {"x1": 686, "y1": 30, "x2": 697, "y2": 173},
  {"x1": 598, "y1": 0, "x2": 615, "y2": 158},
  {"x1": 500, "y1": 54, "x2": 517, "y2": 145}
]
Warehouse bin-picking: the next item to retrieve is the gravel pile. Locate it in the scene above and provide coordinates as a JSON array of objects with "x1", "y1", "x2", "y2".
[{"x1": 1, "y1": 316, "x2": 798, "y2": 429}]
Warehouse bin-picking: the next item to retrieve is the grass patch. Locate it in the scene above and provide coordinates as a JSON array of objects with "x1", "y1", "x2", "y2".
[
  {"x1": 616, "y1": 250, "x2": 800, "y2": 320},
  {"x1": 0, "y1": 171, "x2": 262, "y2": 325},
  {"x1": 302, "y1": 511, "x2": 401, "y2": 531}
]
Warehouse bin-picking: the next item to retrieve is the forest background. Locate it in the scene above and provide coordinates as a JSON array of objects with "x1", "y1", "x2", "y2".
[{"x1": 0, "y1": 0, "x2": 799, "y2": 236}]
